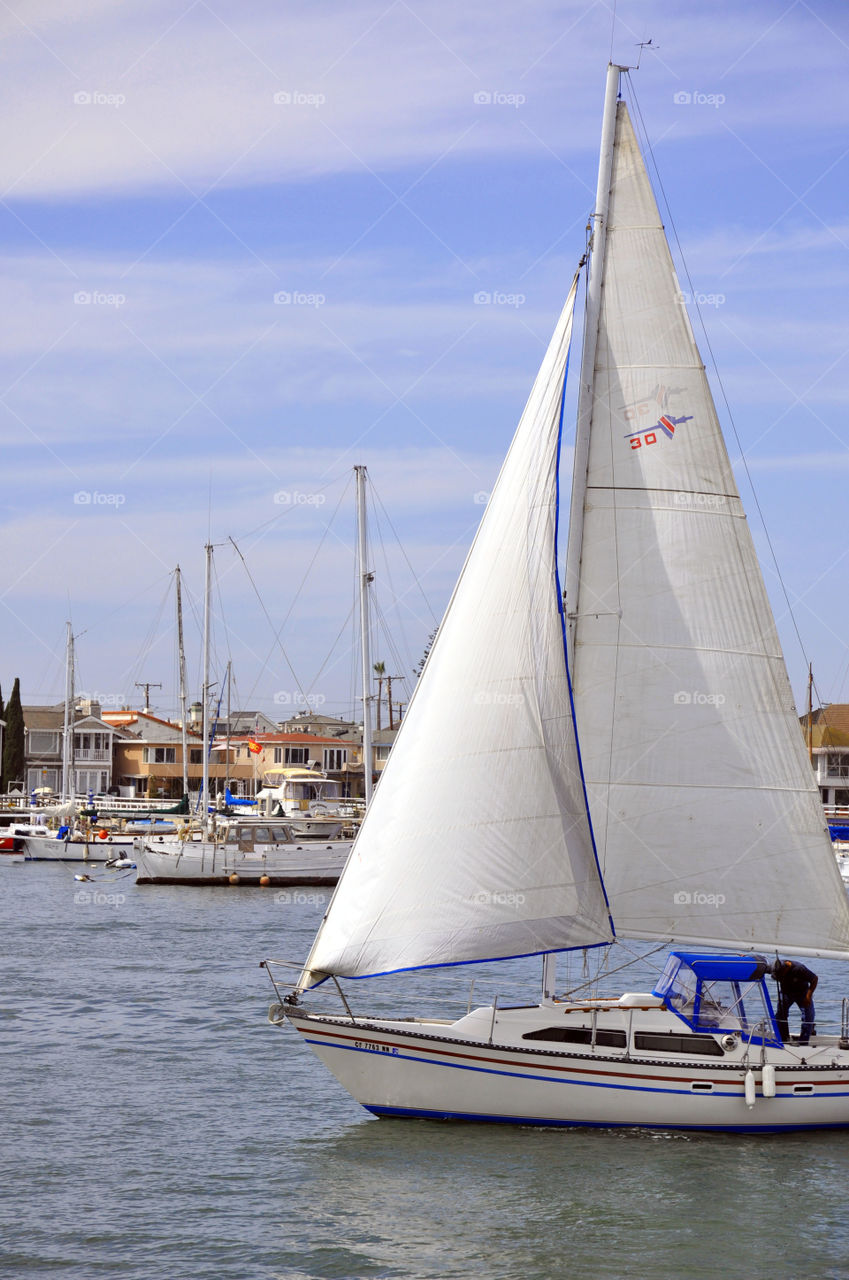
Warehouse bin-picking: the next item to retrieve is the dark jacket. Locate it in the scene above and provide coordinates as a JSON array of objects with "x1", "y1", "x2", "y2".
[{"x1": 775, "y1": 961, "x2": 817, "y2": 1004}]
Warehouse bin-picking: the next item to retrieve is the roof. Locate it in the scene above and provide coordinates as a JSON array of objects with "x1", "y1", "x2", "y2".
[
  {"x1": 804, "y1": 704, "x2": 849, "y2": 734},
  {"x1": 808, "y1": 724, "x2": 849, "y2": 749},
  {"x1": 23, "y1": 705, "x2": 127, "y2": 735},
  {"x1": 102, "y1": 710, "x2": 202, "y2": 742}
]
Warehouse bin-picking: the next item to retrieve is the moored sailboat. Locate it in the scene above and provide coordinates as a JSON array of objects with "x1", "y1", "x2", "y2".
[{"x1": 264, "y1": 65, "x2": 849, "y2": 1131}]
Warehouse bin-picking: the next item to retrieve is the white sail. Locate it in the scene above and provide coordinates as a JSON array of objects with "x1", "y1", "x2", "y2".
[
  {"x1": 300, "y1": 277, "x2": 614, "y2": 987},
  {"x1": 570, "y1": 100, "x2": 849, "y2": 957}
]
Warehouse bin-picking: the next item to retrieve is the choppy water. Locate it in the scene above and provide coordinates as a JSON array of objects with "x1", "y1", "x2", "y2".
[{"x1": 3, "y1": 860, "x2": 849, "y2": 1280}]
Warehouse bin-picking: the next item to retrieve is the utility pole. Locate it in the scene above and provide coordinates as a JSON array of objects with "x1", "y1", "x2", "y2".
[
  {"x1": 135, "y1": 681, "x2": 162, "y2": 714},
  {"x1": 385, "y1": 675, "x2": 404, "y2": 730}
]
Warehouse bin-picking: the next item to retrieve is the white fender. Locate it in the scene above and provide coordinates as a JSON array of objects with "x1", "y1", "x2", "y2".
[
  {"x1": 744, "y1": 1069, "x2": 756, "y2": 1108},
  {"x1": 762, "y1": 1063, "x2": 776, "y2": 1098}
]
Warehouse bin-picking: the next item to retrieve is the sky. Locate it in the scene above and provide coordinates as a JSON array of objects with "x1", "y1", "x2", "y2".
[{"x1": 1, "y1": 0, "x2": 848, "y2": 723}]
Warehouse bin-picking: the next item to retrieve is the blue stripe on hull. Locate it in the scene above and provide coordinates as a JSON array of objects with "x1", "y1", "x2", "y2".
[
  {"x1": 365, "y1": 1104, "x2": 849, "y2": 1134},
  {"x1": 305, "y1": 1036, "x2": 849, "y2": 1102}
]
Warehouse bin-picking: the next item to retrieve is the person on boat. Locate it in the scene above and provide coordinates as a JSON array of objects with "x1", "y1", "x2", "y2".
[{"x1": 772, "y1": 958, "x2": 818, "y2": 1045}]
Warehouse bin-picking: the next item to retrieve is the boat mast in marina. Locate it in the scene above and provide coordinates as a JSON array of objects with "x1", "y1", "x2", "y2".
[
  {"x1": 60, "y1": 621, "x2": 74, "y2": 804},
  {"x1": 355, "y1": 465, "x2": 374, "y2": 808},
  {"x1": 201, "y1": 543, "x2": 212, "y2": 832},
  {"x1": 175, "y1": 564, "x2": 190, "y2": 800}
]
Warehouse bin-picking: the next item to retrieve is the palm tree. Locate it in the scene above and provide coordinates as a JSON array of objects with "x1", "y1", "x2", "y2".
[{"x1": 373, "y1": 661, "x2": 386, "y2": 732}]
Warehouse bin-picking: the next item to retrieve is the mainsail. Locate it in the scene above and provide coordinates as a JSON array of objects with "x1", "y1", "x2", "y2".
[
  {"x1": 569, "y1": 98, "x2": 849, "y2": 958},
  {"x1": 300, "y1": 277, "x2": 615, "y2": 987}
]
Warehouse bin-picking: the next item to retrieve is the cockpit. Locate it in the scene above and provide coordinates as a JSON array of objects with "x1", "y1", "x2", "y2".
[{"x1": 653, "y1": 952, "x2": 782, "y2": 1048}]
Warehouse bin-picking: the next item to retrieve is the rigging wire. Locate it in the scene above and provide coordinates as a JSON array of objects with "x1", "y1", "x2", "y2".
[
  {"x1": 624, "y1": 71, "x2": 821, "y2": 706},
  {"x1": 227, "y1": 536, "x2": 312, "y2": 710}
]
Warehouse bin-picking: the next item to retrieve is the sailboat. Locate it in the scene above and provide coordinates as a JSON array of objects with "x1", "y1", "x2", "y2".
[{"x1": 264, "y1": 65, "x2": 849, "y2": 1131}]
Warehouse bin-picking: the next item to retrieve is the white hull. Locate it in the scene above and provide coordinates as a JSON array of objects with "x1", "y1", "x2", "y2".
[
  {"x1": 136, "y1": 836, "x2": 352, "y2": 885},
  {"x1": 282, "y1": 1006, "x2": 849, "y2": 1133},
  {"x1": 20, "y1": 833, "x2": 135, "y2": 862}
]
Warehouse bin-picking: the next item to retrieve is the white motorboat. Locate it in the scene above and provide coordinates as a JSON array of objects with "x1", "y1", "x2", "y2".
[{"x1": 265, "y1": 64, "x2": 849, "y2": 1133}]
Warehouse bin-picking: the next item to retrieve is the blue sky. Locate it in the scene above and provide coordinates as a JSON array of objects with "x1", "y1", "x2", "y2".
[{"x1": 2, "y1": 0, "x2": 848, "y2": 721}]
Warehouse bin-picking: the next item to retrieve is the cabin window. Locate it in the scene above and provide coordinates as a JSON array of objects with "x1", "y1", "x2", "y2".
[
  {"x1": 634, "y1": 1032, "x2": 724, "y2": 1057},
  {"x1": 522, "y1": 1026, "x2": 627, "y2": 1048}
]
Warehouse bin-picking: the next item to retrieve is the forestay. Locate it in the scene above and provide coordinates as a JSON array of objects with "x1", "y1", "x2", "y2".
[
  {"x1": 570, "y1": 100, "x2": 849, "y2": 958},
  {"x1": 300, "y1": 277, "x2": 614, "y2": 988}
]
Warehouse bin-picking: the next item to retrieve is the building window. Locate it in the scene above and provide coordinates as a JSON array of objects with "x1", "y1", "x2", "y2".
[
  {"x1": 284, "y1": 747, "x2": 309, "y2": 765},
  {"x1": 28, "y1": 731, "x2": 59, "y2": 754},
  {"x1": 189, "y1": 749, "x2": 203, "y2": 764},
  {"x1": 273, "y1": 747, "x2": 282, "y2": 764},
  {"x1": 826, "y1": 754, "x2": 849, "y2": 779},
  {"x1": 142, "y1": 746, "x2": 176, "y2": 764},
  {"x1": 28, "y1": 767, "x2": 59, "y2": 791},
  {"x1": 323, "y1": 748, "x2": 347, "y2": 771}
]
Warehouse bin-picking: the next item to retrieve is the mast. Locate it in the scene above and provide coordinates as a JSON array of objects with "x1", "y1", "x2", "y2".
[
  {"x1": 61, "y1": 621, "x2": 74, "y2": 803},
  {"x1": 175, "y1": 565, "x2": 189, "y2": 798},
  {"x1": 807, "y1": 663, "x2": 814, "y2": 765},
  {"x1": 201, "y1": 544, "x2": 212, "y2": 833},
  {"x1": 565, "y1": 62, "x2": 624, "y2": 665},
  {"x1": 355, "y1": 466, "x2": 374, "y2": 807},
  {"x1": 225, "y1": 660, "x2": 231, "y2": 797}
]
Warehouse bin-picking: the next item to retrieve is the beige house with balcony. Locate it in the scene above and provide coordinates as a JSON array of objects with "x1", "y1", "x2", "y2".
[{"x1": 23, "y1": 700, "x2": 122, "y2": 795}]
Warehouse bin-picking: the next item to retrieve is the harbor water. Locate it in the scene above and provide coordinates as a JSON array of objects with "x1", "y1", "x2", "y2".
[{"x1": 3, "y1": 860, "x2": 849, "y2": 1280}]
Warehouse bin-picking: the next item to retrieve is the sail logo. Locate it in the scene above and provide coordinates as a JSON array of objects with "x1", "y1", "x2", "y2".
[{"x1": 625, "y1": 413, "x2": 693, "y2": 450}]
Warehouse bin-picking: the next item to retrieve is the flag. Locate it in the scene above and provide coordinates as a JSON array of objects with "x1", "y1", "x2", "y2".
[{"x1": 247, "y1": 739, "x2": 261, "y2": 755}]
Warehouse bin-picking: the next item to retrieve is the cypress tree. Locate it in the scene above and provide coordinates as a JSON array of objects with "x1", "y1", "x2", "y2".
[{"x1": 2, "y1": 678, "x2": 24, "y2": 792}]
